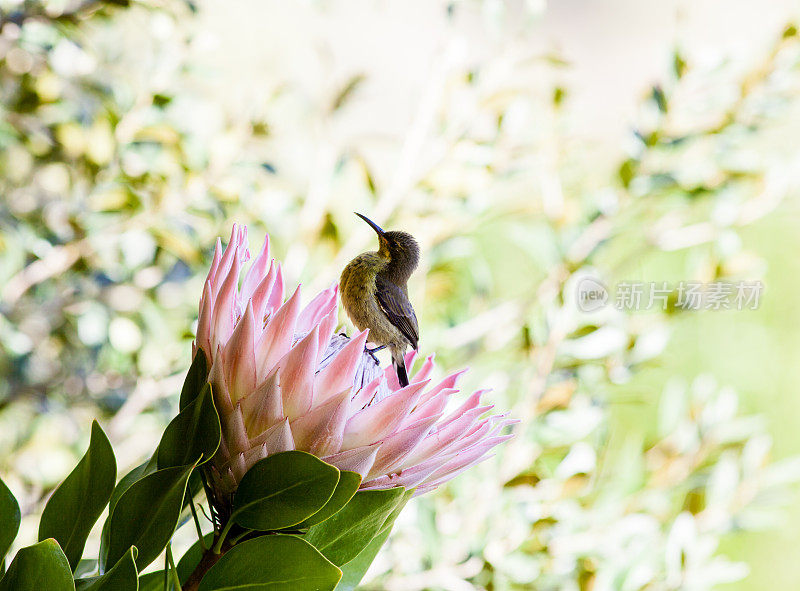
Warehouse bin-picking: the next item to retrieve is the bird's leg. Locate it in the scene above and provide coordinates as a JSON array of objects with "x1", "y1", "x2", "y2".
[{"x1": 365, "y1": 344, "x2": 387, "y2": 364}]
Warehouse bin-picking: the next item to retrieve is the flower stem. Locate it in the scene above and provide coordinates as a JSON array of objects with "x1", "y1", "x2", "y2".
[
  {"x1": 228, "y1": 528, "x2": 252, "y2": 545},
  {"x1": 183, "y1": 545, "x2": 228, "y2": 591},
  {"x1": 166, "y1": 543, "x2": 181, "y2": 591},
  {"x1": 198, "y1": 469, "x2": 219, "y2": 530},
  {"x1": 212, "y1": 520, "x2": 234, "y2": 554},
  {"x1": 188, "y1": 495, "x2": 207, "y2": 550}
]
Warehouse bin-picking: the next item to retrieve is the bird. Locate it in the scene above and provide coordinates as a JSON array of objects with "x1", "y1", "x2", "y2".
[{"x1": 340, "y1": 212, "x2": 420, "y2": 387}]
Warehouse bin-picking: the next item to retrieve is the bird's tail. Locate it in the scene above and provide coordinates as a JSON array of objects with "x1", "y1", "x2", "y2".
[{"x1": 391, "y1": 348, "x2": 410, "y2": 387}]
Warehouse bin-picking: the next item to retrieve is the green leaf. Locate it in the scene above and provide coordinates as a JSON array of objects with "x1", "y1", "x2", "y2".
[
  {"x1": 158, "y1": 383, "x2": 220, "y2": 469},
  {"x1": 197, "y1": 534, "x2": 341, "y2": 591},
  {"x1": 176, "y1": 533, "x2": 214, "y2": 584},
  {"x1": 74, "y1": 559, "x2": 98, "y2": 578},
  {"x1": 75, "y1": 546, "x2": 138, "y2": 591},
  {"x1": 110, "y1": 455, "x2": 159, "y2": 517},
  {"x1": 231, "y1": 451, "x2": 339, "y2": 531},
  {"x1": 0, "y1": 539, "x2": 74, "y2": 591},
  {"x1": 180, "y1": 349, "x2": 209, "y2": 410},
  {"x1": 304, "y1": 487, "x2": 406, "y2": 566},
  {"x1": 334, "y1": 525, "x2": 392, "y2": 591},
  {"x1": 334, "y1": 488, "x2": 413, "y2": 590},
  {"x1": 295, "y1": 471, "x2": 361, "y2": 528},
  {"x1": 39, "y1": 420, "x2": 117, "y2": 571},
  {"x1": 106, "y1": 463, "x2": 195, "y2": 570},
  {"x1": 184, "y1": 469, "x2": 205, "y2": 509},
  {"x1": 137, "y1": 570, "x2": 165, "y2": 591},
  {"x1": 99, "y1": 454, "x2": 158, "y2": 572},
  {"x1": 0, "y1": 477, "x2": 20, "y2": 567}
]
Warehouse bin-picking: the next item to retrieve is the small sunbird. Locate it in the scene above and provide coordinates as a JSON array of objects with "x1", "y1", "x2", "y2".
[{"x1": 340, "y1": 212, "x2": 420, "y2": 387}]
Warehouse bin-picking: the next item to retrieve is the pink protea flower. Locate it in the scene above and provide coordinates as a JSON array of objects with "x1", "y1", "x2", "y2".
[{"x1": 195, "y1": 224, "x2": 514, "y2": 501}]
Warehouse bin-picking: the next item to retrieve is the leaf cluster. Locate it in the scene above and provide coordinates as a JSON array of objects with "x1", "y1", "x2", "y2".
[{"x1": 0, "y1": 347, "x2": 410, "y2": 590}]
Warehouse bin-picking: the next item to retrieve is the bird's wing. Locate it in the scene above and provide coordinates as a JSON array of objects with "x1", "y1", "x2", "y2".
[{"x1": 375, "y1": 275, "x2": 419, "y2": 349}]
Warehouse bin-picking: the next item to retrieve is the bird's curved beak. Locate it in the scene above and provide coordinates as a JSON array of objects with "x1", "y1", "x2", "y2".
[{"x1": 355, "y1": 212, "x2": 385, "y2": 237}]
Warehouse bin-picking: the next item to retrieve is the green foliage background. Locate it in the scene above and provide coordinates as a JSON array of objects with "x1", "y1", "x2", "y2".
[{"x1": 2, "y1": 0, "x2": 800, "y2": 588}]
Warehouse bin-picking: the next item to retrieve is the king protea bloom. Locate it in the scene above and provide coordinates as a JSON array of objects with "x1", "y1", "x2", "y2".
[{"x1": 195, "y1": 224, "x2": 513, "y2": 501}]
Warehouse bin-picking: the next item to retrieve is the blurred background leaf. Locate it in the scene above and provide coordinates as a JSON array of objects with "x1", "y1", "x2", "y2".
[{"x1": 1, "y1": 0, "x2": 800, "y2": 589}]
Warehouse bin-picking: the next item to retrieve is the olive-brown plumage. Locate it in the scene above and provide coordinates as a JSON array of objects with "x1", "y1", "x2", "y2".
[{"x1": 340, "y1": 213, "x2": 420, "y2": 387}]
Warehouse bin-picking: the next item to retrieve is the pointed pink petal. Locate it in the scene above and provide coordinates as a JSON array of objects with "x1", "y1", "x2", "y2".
[
  {"x1": 265, "y1": 263, "x2": 285, "y2": 312},
  {"x1": 402, "y1": 405, "x2": 491, "y2": 467},
  {"x1": 382, "y1": 364, "x2": 398, "y2": 392},
  {"x1": 402, "y1": 388, "x2": 456, "y2": 428},
  {"x1": 342, "y1": 380, "x2": 429, "y2": 450},
  {"x1": 211, "y1": 252, "x2": 241, "y2": 346},
  {"x1": 209, "y1": 351, "x2": 233, "y2": 415},
  {"x1": 221, "y1": 403, "x2": 250, "y2": 459},
  {"x1": 423, "y1": 435, "x2": 512, "y2": 485},
  {"x1": 214, "y1": 466, "x2": 237, "y2": 496},
  {"x1": 420, "y1": 431, "x2": 515, "y2": 494},
  {"x1": 438, "y1": 390, "x2": 488, "y2": 428},
  {"x1": 440, "y1": 416, "x2": 515, "y2": 458},
  {"x1": 384, "y1": 365, "x2": 401, "y2": 391},
  {"x1": 214, "y1": 435, "x2": 231, "y2": 467},
  {"x1": 279, "y1": 325, "x2": 319, "y2": 419},
  {"x1": 291, "y1": 389, "x2": 350, "y2": 457},
  {"x1": 249, "y1": 418, "x2": 295, "y2": 455},
  {"x1": 315, "y1": 329, "x2": 369, "y2": 406},
  {"x1": 322, "y1": 444, "x2": 380, "y2": 479},
  {"x1": 243, "y1": 442, "x2": 268, "y2": 471},
  {"x1": 415, "y1": 369, "x2": 468, "y2": 408},
  {"x1": 231, "y1": 452, "x2": 247, "y2": 483},
  {"x1": 438, "y1": 404, "x2": 494, "y2": 433},
  {"x1": 240, "y1": 370, "x2": 283, "y2": 437},
  {"x1": 367, "y1": 413, "x2": 441, "y2": 479},
  {"x1": 360, "y1": 451, "x2": 454, "y2": 490},
  {"x1": 315, "y1": 309, "x2": 339, "y2": 365},
  {"x1": 255, "y1": 285, "x2": 302, "y2": 382},
  {"x1": 411, "y1": 354, "x2": 436, "y2": 383},
  {"x1": 297, "y1": 284, "x2": 338, "y2": 334},
  {"x1": 434, "y1": 418, "x2": 494, "y2": 459},
  {"x1": 413, "y1": 454, "x2": 498, "y2": 496},
  {"x1": 411, "y1": 483, "x2": 439, "y2": 496},
  {"x1": 237, "y1": 225, "x2": 250, "y2": 263},
  {"x1": 196, "y1": 280, "x2": 215, "y2": 359},
  {"x1": 241, "y1": 234, "x2": 270, "y2": 301},
  {"x1": 416, "y1": 438, "x2": 501, "y2": 484},
  {"x1": 250, "y1": 260, "x2": 278, "y2": 327},
  {"x1": 206, "y1": 238, "x2": 223, "y2": 286},
  {"x1": 213, "y1": 226, "x2": 241, "y2": 299},
  {"x1": 224, "y1": 301, "x2": 257, "y2": 405},
  {"x1": 357, "y1": 476, "x2": 393, "y2": 490},
  {"x1": 350, "y1": 376, "x2": 383, "y2": 411}
]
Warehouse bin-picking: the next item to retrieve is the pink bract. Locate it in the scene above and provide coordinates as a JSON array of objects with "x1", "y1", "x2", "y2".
[{"x1": 195, "y1": 224, "x2": 514, "y2": 497}]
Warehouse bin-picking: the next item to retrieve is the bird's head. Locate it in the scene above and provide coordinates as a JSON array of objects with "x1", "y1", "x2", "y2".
[{"x1": 355, "y1": 212, "x2": 420, "y2": 279}]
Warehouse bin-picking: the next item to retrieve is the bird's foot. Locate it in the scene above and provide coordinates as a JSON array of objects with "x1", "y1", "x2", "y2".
[{"x1": 365, "y1": 344, "x2": 387, "y2": 364}]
